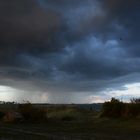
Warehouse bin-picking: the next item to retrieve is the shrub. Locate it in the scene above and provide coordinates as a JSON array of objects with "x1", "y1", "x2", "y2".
[
  {"x1": 127, "y1": 103, "x2": 140, "y2": 117},
  {"x1": 101, "y1": 98, "x2": 124, "y2": 118},
  {"x1": 100, "y1": 98, "x2": 140, "y2": 118},
  {"x1": 0, "y1": 111, "x2": 5, "y2": 120},
  {"x1": 130, "y1": 98, "x2": 140, "y2": 103},
  {"x1": 18, "y1": 103, "x2": 47, "y2": 122}
]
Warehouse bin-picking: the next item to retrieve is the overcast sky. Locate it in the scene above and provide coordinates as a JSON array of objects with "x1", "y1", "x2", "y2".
[{"x1": 0, "y1": 0, "x2": 140, "y2": 103}]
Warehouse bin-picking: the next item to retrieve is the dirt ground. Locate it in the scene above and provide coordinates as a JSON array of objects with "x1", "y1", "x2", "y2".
[{"x1": 0, "y1": 119, "x2": 140, "y2": 140}]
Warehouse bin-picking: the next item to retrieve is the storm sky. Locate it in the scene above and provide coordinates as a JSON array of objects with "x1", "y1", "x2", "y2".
[{"x1": 0, "y1": 0, "x2": 140, "y2": 103}]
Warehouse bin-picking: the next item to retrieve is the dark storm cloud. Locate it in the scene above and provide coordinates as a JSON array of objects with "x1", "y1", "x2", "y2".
[
  {"x1": 0, "y1": 0, "x2": 63, "y2": 61},
  {"x1": 0, "y1": 0, "x2": 140, "y2": 102},
  {"x1": 102, "y1": 0, "x2": 140, "y2": 55}
]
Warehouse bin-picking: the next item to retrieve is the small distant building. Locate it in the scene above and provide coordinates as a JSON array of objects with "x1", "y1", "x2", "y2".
[{"x1": 3, "y1": 111, "x2": 23, "y2": 122}]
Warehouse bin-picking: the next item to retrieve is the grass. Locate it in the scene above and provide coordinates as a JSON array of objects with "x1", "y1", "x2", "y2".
[
  {"x1": 47, "y1": 107, "x2": 82, "y2": 121},
  {"x1": 0, "y1": 105, "x2": 140, "y2": 140},
  {"x1": 1, "y1": 118, "x2": 140, "y2": 140}
]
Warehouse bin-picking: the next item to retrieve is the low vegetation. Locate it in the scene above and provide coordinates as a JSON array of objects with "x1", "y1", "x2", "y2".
[
  {"x1": 0, "y1": 111, "x2": 5, "y2": 120},
  {"x1": 18, "y1": 103, "x2": 47, "y2": 123},
  {"x1": 0, "y1": 98, "x2": 139, "y2": 139},
  {"x1": 47, "y1": 106, "x2": 83, "y2": 121},
  {"x1": 101, "y1": 97, "x2": 140, "y2": 118}
]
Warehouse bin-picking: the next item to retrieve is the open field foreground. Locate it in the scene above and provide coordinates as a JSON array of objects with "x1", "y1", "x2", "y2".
[{"x1": 0, "y1": 106, "x2": 140, "y2": 140}]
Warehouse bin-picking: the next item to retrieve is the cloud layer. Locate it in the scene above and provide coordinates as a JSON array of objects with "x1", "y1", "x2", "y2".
[{"x1": 0, "y1": 0, "x2": 140, "y2": 103}]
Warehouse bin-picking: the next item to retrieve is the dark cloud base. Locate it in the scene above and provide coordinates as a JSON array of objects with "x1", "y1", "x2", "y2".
[{"x1": 0, "y1": 0, "x2": 140, "y2": 102}]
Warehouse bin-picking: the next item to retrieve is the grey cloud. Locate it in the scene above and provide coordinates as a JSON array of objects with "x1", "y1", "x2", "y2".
[
  {"x1": 0, "y1": 0, "x2": 140, "y2": 102},
  {"x1": 102, "y1": 0, "x2": 140, "y2": 55}
]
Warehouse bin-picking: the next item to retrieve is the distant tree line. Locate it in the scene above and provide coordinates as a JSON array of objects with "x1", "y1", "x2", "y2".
[{"x1": 0, "y1": 101, "x2": 17, "y2": 104}]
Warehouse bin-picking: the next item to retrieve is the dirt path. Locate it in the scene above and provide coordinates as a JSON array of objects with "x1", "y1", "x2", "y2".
[
  {"x1": 0, "y1": 126, "x2": 82, "y2": 140},
  {"x1": 0, "y1": 126, "x2": 139, "y2": 140}
]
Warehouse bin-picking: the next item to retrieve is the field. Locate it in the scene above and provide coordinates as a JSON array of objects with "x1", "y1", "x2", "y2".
[{"x1": 0, "y1": 104, "x2": 140, "y2": 140}]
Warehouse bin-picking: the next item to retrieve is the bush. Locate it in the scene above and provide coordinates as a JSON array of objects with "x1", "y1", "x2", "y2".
[
  {"x1": 101, "y1": 98, "x2": 124, "y2": 118},
  {"x1": 101, "y1": 98, "x2": 140, "y2": 118},
  {"x1": 130, "y1": 98, "x2": 140, "y2": 103},
  {"x1": 18, "y1": 103, "x2": 47, "y2": 122},
  {"x1": 127, "y1": 103, "x2": 140, "y2": 117},
  {"x1": 0, "y1": 111, "x2": 5, "y2": 120}
]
